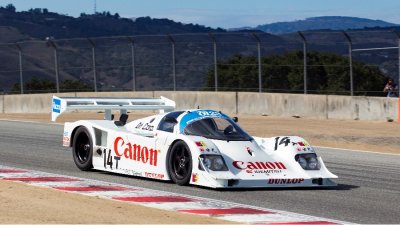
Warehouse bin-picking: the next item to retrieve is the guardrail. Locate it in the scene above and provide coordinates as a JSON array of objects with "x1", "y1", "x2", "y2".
[{"x1": 0, "y1": 91, "x2": 398, "y2": 122}]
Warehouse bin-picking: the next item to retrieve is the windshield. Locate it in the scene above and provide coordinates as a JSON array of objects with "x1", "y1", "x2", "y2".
[{"x1": 183, "y1": 117, "x2": 252, "y2": 141}]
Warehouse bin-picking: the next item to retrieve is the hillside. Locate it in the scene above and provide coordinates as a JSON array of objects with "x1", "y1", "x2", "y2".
[
  {"x1": 255, "y1": 16, "x2": 398, "y2": 34},
  {"x1": 0, "y1": 5, "x2": 397, "y2": 94},
  {"x1": 0, "y1": 6, "x2": 224, "y2": 40}
]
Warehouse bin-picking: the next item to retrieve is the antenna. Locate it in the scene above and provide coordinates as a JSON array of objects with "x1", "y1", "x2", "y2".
[{"x1": 94, "y1": 0, "x2": 97, "y2": 14}]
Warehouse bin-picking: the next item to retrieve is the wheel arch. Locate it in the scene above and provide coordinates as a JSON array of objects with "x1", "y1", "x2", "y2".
[
  {"x1": 69, "y1": 125, "x2": 84, "y2": 147},
  {"x1": 69, "y1": 125, "x2": 95, "y2": 147},
  {"x1": 165, "y1": 139, "x2": 194, "y2": 185},
  {"x1": 165, "y1": 139, "x2": 184, "y2": 180}
]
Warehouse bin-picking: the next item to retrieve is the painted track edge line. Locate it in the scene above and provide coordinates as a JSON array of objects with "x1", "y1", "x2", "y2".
[{"x1": 0, "y1": 165, "x2": 352, "y2": 225}]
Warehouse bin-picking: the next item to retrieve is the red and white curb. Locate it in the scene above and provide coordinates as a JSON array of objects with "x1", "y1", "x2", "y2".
[{"x1": 0, "y1": 165, "x2": 352, "y2": 224}]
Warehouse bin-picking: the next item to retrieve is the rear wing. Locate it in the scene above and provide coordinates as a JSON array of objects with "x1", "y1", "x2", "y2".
[{"x1": 51, "y1": 96, "x2": 175, "y2": 122}]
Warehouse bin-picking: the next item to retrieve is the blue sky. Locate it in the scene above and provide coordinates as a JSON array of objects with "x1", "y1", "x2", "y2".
[{"x1": 1, "y1": 0, "x2": 399, "y2": 28}]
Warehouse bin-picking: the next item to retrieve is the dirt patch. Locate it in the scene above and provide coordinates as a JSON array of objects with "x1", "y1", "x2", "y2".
[
  {"x1": 1, "y1": 112, "x2": 399, "y2": 154},
  {"x1": 0, "y1": 180, "x2": 234, "y2": 224},
  {"x1": 238, "y1": 115, "x2": 400, "y2": 154}
]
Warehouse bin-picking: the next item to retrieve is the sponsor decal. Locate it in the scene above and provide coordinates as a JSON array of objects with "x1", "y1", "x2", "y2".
[
  {"x1": 63, "y1": 131, "x2": 70, "y2": 146},
  {"x1": 52, "y1": 98, "x2": 61, "y2": 113},
  {"x1": 191, "y1": 173, "x2": 198, "y2": 183},
  {"x1": 114, "y1": 137, "x2": 159, "y2": 166},
  {"x1": 135, "y1": 122, "x2": 143, "y2": 129},
  {"x1": 233, "y1": 161, "x2": 286, "y2": 174},
  {"x1": 179, "y1": 110, "x2": 228, "y2": 133},
  {"x1": 63, "y1": 136, "x2": 70, "y2": 146},
  {"x1": 296, "y1": 141, "x2": 311, "y2": 147},
  {"x1": 120, "y1": 169, "x2": 142, "y2": 177},
  {"x1": 141, "y1": 123, "x2": 154, "y2": 131},
  {"x1": 195, "y1": 141, "x2": 206, "y2": 147},
  {"x1": 135, "y1": 122, "x2": 154, "y2": 131},
  {"x1": 144, "y1": 172, "x2": 164, "y2": 179},
  {"x1": 246, "y1": 147, "x2": 253, "y2": 156},
  {"x1": 274, "y1": 137, "x2": 314, "y2": 152},
  {"x1": 268, "y1": 178, "x2": 305, "y2": 184},
  {"x1": 197, "y1": 110, "x2": 222, "y2": 117},
  {"x1": 195, "y1": 141, "x2": 206, "y2": 152}
]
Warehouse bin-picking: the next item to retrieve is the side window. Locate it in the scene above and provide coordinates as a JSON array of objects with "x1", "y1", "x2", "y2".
[{"x1": 157, "y1": 111, "x2": 183, "y2": 133}]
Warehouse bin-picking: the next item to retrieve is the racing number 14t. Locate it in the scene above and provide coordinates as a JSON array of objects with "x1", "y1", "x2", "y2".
[{"x1": 103, "y1": 149, "x2": 120, "y2": 169}]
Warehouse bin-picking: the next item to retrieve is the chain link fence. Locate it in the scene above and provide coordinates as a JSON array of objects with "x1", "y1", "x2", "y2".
[{"x1": 0, "y1": 30, "x2": 399, "y2": 95}]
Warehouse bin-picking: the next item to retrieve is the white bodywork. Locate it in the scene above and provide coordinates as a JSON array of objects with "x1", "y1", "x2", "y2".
[{"x1": 54, "y1": 96, "x2": 337, "y2": 188}]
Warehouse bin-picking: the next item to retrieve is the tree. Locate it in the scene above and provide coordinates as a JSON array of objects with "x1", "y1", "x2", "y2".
[
  {"x1": 206, "y1": 51, "x2": 388, "y2": 96},
  {"x1": 5, "y1": 3, "x2": 16, "y2": 12},
  {"x1": 11, "y1": 78, "x2": 91, "y2": 94},
  {"x1": 60, "y1": 79, "x2": 92, "y2": 92}
]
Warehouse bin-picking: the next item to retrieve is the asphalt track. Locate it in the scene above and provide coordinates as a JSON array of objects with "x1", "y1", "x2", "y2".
[{"x1": 0, "y1": 120, "x2": 399, "y2": 224}]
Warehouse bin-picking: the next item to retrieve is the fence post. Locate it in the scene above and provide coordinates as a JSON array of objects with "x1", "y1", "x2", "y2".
[
  {"x1": 209, "y1": 33, "x2": 218, "y2": 92},
  {"x1": 47, "y1": 40, "x2": 60, "y2": 93},
  {"x1": 396, "y1": 33, "x2": 400, "y2": 97},
  {"x1": 127, "y1": 37, "x2": 136, "y2": 91},
  {"x1": 252, "y1": 33, "x2": 262, "y2": 93},
  {"x1": 394, "y1": 31, "x2": 400, "y2": 97},
  {"x1": 15, "y1": 43, "x2": 24, "y2": 94},
  {"x1": 87, "y1": 38, "x2": 97, "y2": 92},
  {"x1": 298, "y1": 31, "x2": 308, "y2": 94},
  {"x1": 167, "y1": 35, "x2": 176, "y2": 91},
  {"x1": 342, "y1": 31, "x2": 354, "y2": 96}
]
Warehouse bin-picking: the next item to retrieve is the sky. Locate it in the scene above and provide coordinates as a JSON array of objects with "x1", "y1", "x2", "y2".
[{"x1": 1, "y1": 0, "x2": 400, "y2": 29}]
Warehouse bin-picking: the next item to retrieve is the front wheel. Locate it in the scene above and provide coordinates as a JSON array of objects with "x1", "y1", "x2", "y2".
[
  {"x1": 167, "y1": 141, "x2": 192, "y2": 185},
  {"x1": 72, "y1": 127, "x2": 93, "y2": 171}
]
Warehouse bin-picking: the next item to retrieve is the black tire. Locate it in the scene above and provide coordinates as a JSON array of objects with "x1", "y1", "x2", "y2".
[
  {"x1": 72, "y1": 127, "x2": 93, "y2": 171},
  {"x1": 167, "y1": 141, "x2": 192, "y2": 185}
]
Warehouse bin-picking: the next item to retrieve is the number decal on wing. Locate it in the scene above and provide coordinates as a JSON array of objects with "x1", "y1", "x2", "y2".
[{"x1": 274, "y1": 137, "x2": 291, "y2": 151}]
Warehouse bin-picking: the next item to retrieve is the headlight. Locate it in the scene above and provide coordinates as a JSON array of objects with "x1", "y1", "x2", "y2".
[
  {"x1": 295, "y1": 153, "x2": 320, "y2": 170},
  {"x1": 199, "y1": 155, "x2": 228, "y2": 171},
  {"x1": 203, "y1": 158, "x2": 212, "y2": 169},
  {"x1": 213, "y1": 157, "x2": 225, "y2": 171},
  {"x1": 298, "y1": 157, "x2": 308, "y2": 169},
  {"x1": 308, "y1": 157, "x2": 318, "y2": 170}
]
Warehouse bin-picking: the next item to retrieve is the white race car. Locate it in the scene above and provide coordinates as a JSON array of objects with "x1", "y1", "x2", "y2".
[{"x1": 52, "y1": 96, "x2": 337, "y2": 188}]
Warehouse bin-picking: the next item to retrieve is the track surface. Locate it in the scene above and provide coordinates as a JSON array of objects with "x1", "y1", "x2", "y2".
[{"x1": 0, "y1": 120, "x2": 399, "y2": 224}]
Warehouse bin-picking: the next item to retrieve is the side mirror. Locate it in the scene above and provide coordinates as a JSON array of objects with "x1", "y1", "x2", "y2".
[{"x1": 232, "y1": 117, "x2": 238, "y2": 122}]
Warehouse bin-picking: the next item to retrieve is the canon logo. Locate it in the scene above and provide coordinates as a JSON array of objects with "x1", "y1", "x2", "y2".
[
  {"x1": 232, "y1": 161, "x2": 286, "y2": 170},
  {"x1": 114, "y1": 137, "x2": 158, "y2": 166}
]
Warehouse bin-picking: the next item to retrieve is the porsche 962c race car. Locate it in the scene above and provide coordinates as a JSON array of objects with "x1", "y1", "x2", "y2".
[{"x1": 52, "y1": 96, "x2": 337, "y2": 188}]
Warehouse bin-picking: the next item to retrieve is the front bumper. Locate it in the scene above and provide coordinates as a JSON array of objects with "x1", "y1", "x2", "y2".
[{"x1": 193, "y1": 176, "x2": 337, "y2": 188}]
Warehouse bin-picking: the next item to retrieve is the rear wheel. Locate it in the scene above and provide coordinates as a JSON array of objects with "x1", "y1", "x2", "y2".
[
  {"x1": 167, "y1": 141, "x2": 192, "y2": 185},
  {"x1": 72, "y1": 127, "x2": 93, "y2": 171}
]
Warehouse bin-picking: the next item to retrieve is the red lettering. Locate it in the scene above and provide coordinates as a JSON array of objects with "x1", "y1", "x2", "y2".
[
  {"x1": 142, "y1": 146, "x2": 149, "y2": 164},
  {"x1": 247, "y1": 162, "x2": 257, "y2": 170},
  {"x1": 233, "y1": 161, "x2": 245, "y2": 170},
  {"x1": 265, "y1": 162, "x2": 276, "y2": 169},
  {"x1": 255, "y1": 162, "x2": 267, "y2": 169},
  {"x1": 149, "y1": 149, "x2": 158, "y2": 166},
  {"x1": 114, "y1": 137, "x2": 124, "y2": 157},
  {"x1": 233, "y1": 161, "x2": 286, "y2": 171},
  {"x1": 133, "y1": 143, "x2": 140, "y2": 161},
  {"x1": 274, "y1": 162, "x2": 286, "y2": 169},
  {"x1": 113, "y1": 137, "x2": 158, "y2": 167}
]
